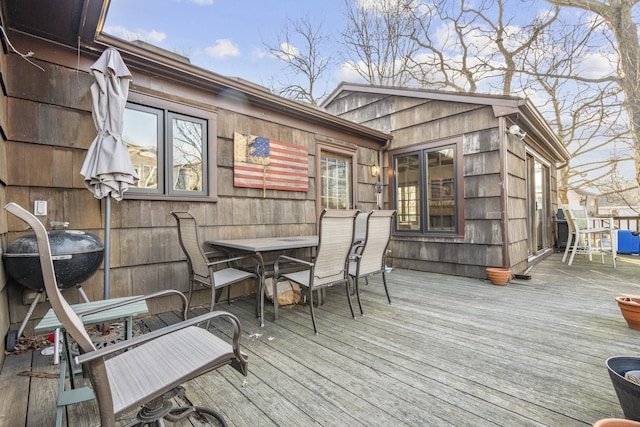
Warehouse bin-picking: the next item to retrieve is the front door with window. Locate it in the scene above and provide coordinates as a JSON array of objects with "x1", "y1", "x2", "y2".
[{"x1": 319, "y1": 150, "x2": 353, "y2": 210}]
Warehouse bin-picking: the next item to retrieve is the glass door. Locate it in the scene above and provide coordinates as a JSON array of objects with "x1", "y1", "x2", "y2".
[{"x1": 526, "y1": 153, "x2": 550, "y2": 255}]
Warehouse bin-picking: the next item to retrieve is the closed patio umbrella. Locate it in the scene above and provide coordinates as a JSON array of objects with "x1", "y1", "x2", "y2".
[{"x1": 80, "y1": 47, "x2": 138, "y2": 299}]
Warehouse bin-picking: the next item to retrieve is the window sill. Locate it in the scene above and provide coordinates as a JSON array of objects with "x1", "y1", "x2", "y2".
[{"x1": 123, "y1": 194, "x2": 218, "y2": 203}]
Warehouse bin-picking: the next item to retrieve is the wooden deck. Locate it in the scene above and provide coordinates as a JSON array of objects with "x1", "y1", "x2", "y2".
[{"x1": 3, "y1": 252, "x2": 640, "y2": 426}]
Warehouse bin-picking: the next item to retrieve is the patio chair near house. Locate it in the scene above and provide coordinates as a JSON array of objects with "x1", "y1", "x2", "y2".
[
  {"x1": 353, "y1": 211, "x2": 370, "y2": 248},
  {"x1": 5, "y1": 202, "x2": 248, "y2": 427},
  {"x1": 349, "y1": 210, "x2": 396, "y2": 315},
  {"x1": 171, "y1": 211, "x2": 259, "y2": 314},
  {"x1": 560, "y1": 206, "x2": 575, "y2": 263},
  {"x1": 562, "y1": 205, "x2": 616, "y2": 268},
  {"x1": 346, "y1": 211, "x2": 373, "y2": 295},
  {"x1": 274, "y1": 209, "x2": 359, "y2": 334},
  {"x1": 347, "y1": 211, "x2": 371, "y2": 273}
]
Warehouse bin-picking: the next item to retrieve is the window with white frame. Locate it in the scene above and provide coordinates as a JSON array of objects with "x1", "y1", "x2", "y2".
[{"x1": 320, "y1": 150, "x2": 353, "y2": 210}]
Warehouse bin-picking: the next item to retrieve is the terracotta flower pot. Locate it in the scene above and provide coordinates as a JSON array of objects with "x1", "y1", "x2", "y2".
[
  {"x1": 593, "y1": 419, "x2": 640, "y2": 427},
  {"x1": 616, "y1": 297, "x2": 640, "y2": 330},
  {"x1": 486, "y1": 268, "x2": 511, "y2": 286}
]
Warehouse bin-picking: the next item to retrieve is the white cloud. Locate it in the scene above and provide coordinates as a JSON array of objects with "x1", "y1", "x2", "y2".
[
  {"x1": 190, "y1": 0, "x2": 214, "y2": 4},
  {"x1": 205, "y1": 39, "x2": 241, "y2": 58},
  {"x1": 146, "y1": 30, "x2": 167, "y2": 43},
  {"x1": 577, "y1": 52, "x2": 617, "y2": 79},
  {"x1": 250, "y1": 47, "x2": 268, "y2": 60},
  {"x1": 356, "y1": 0, "x2": 383, "y2": 11},
  {"x1": 356, "y1": 0, "x2": 422, "y2": 13},
  {"x1": 103, "y1": 25, "x2": 167, "y2": 44},
  {"x1": 334, "y1": 61, "x2": 369, "y2": 83},
  {"x1": 274, "y1": 42, "x2": 299, "y2": 61}
]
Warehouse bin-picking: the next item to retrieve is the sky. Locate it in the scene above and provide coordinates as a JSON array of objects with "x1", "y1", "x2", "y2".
[
  {"x1": 104, "y1": 0, "x2": 637, "y2": 187},
  {"x1": 104, "y1": 0, "x2": 618, "y2": 100},
  {"x1": 104, "y1": 0, "x2": 354, "y2": 92}
]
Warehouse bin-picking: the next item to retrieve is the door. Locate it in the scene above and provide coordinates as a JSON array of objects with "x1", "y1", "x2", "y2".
[
  {"x1": 526, "y1": 153, "x2": 550, "y2": 255},
  {"x1": 319, "y1": 149, "x2": 354, "y2": 210}
]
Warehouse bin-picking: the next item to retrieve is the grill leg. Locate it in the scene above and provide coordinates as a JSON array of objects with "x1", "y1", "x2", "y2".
[
  {"x1": 76, "y1": 284, "x2": 91, "y2": 303},
  {"x1": 16, "y1": 291, "x2": 42, "y2": 339}
]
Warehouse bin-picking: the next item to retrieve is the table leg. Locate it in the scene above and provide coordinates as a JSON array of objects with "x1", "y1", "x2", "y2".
[
  {"x1": 256, "y1": 253, "x2": 266, "y2": 327},
  {"x1": 273, "y1": 271, "x2": 279, "y2": 322}
]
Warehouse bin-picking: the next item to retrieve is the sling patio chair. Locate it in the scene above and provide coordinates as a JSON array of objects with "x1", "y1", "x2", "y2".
[
  {"x1": 171, "y1": 211, "x2": 260, "y2": 316},
  {"x1": 348, "y1": 210, "x2": 396, "y2": 315},
  {"x1": 563, "y1": 205, "x2": 616, "y2": 268},
  {"x1": 560, "y1": 206, "x2": 574, "y2": 263},
  {"x1": 5, "y1": 202, "x2": 248, "y2": 427},
  {"x1": 273, "y1": 209, "x2": 359, "y2": 334}
]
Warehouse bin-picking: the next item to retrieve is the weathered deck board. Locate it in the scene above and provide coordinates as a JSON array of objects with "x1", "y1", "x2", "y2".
[
  {"x1": 229, "y1": 303, "x2": 478, "y2": 426},
  {"x1": 0, "y1": 352, "x2": 31, "y2": 427},
  {"x1": 3, "y1": 253, "x2": 640, "y2": 426},
  {"x1": 220, "y1": 312, "x2": 416, "y2": 427},
  {"x1": 268, "y1": 300, "x2": 571, "y2": 426},
  {"x1": 237, "y1": 288, "x2": 574, "y2": 426}
]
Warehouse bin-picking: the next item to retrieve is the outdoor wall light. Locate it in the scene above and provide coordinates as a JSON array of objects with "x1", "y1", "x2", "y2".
[
  {"x1": 371, "y1": 164, "x2": 380, "y2": 177},
  {"x1": 507, "y1": 124, "x2": 527, "y2": 140}
]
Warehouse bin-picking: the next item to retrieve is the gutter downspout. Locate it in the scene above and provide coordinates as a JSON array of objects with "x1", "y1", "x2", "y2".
[
  {"x1": 376, "y1": 138, "x2": 393, "y2": 209},
  {"x1": 499, "y1": 116, "x2": 511, "y2": 270}
]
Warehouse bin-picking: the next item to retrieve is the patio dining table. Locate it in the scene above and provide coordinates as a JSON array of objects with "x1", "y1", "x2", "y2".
[{"x1": 205, "y1": 235, "x2": 318, "y2": 326}]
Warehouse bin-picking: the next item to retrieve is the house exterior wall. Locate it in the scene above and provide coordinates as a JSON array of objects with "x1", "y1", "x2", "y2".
[
  {"x1": 0, "y1": 32, "x2": 385, "y2": 335},
  {"x1": 325, "y1": 90, "x2": 559, "y2": 279},
  {"x1": 506, "y1": 134, "x2": 529, "y2": 275},
  {"x1": 0, "y1": 32, "x2": 10, "y2": 364}
]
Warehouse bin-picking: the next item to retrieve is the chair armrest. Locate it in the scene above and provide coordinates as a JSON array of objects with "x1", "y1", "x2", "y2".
[
  {"x1": 275, "y1": 255, "x2": 313, "y2": 268},
  {"x1": 75, "y1": 310, "x2": 246, "y2": 371},
  {"x1": 593, "y1": 217, "x2": 616, "y2": 230},
  {"x1": 274, "y1": 255, "x2": 313, "y2": 278},
  {"x1": 207, "y1": 254, "x2": 261, "y2": 275},
  {"x1": 205, "y1": 245, "x2": 259, "y2": 266},
  {"x1": 207, "y1": 254, "x2": 259, "y2": 266},
  {"x1": 77, "y1": 290, "x2": 189, "y2": 321}
]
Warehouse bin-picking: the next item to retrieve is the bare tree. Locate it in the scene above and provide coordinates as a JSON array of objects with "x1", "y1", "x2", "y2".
[
  {"x1": 264, "y1": 16, "x2": 332, "y2": 106},
  {"x1": 516, "y1": 9, "x2": 632, "y2": 203},
  {"x1": 596, "y1": 176, "x2": 640, "y2": 214},
  {"x1": 404, "y1": 0, "x2": 560, "y2": 94},
  {"x1": 269, "y1": 0, "x2": 634, "y2": 202},
  {"x1": 340, "y1": 0, "x2": 419, "y2": 86},
  {"x1": 374, "y1": 0, "x2": 632, "y2": 202},
  {"x1": 547, "y1": 0, "x2": 640, "y2": 186}
]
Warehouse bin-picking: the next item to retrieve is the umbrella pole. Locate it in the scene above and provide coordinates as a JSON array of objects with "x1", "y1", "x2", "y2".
[{"x1": 104, "y1": 196, "x2": 111, "y2": 300}]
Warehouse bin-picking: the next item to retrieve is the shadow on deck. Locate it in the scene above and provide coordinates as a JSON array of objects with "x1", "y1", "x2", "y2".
[{"x1": 2, "y1": 251, "x2": 640, "y2": 426}]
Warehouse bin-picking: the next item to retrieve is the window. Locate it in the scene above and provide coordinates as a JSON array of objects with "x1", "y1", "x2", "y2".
[
  {"x1": 123, "y1": 99, "x2": 213, "y2": 198},
  {"x1": 171, "y1": 113, "x2": 206, "y2": 193},
  {"x1": 395, "y1": 155, "x2": 420, "y2": 230},
  {"x1": 319, "y1": 150, "x2": 353, "y2": 209},
  {"x1": 393, "y1": 143, "x2": 459, "y2": 234}
]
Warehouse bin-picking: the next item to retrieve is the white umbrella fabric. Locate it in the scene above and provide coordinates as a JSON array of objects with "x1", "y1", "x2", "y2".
[{"x1": 80, "y1": 47, "x2": 138, "y2": 299}]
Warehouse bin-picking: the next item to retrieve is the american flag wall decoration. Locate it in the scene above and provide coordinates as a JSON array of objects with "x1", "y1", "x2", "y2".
[{"x1": 233, "y1": 132, "x2": 309, "y2": 193}]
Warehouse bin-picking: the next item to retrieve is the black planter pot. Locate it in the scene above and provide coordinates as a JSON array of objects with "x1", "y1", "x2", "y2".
[{"x1": 607, "y1": 356, "x2": 640, "y2": 421}]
